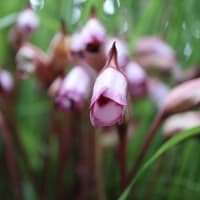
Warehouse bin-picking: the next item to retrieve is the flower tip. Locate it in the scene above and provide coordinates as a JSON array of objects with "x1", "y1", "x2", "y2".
[
  {"x1": 108, "y1": 41, "x2": 118, "y2": 68},
  {"x1": 90, "y1": 6, "x2": 96, "y2": 18},
  {"x1": 60, "y1": 19, "x2": 67, "y2": 35}
]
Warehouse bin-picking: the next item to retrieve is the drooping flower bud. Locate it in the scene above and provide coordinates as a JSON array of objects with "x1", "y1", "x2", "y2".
[
  {"x1": 163, "y1": 111, "x2": 200, "y2": 139},
  {"x1": 81, "y1": 8, "x2": 106, "y2": 53},
  {"x1": 16, "y1": 8, "x2": 39, "y2": 36},
  {"x1": 123, "y1": 61, "x2": 147, "y2": 98},
  {"x1": 148, "y1": 78, "x2": 169, "y2": 108},
  {"x1": 90, "y1": 42, "x2": 128, "y2": 127},
  {"x1": 104, "y1": 37, "x2": 128, "y2": 68},
  {"x1": 162, "y1": 78, "x2": 200, "y2": 115},
  {"x1": 56, "y1": 66, "x2": 92, "y2": 111},
  {"x1": 134, "y1": 36, "x2": 176, "y2": 74},
  {"x1": 0, "y1": 69, "x2": 14, "y2": 93}
]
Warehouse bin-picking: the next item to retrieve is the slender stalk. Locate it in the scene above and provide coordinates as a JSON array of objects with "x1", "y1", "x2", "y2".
[
  {"x1": 117, "y1": 123, "x2": 128, "y2": 191},
  {"x1": 95, "y1": 128, "x2": 106, "y2": 200},
  {"x1": 0, "y1": 112, "x2": 23, "y2": 200},
  {"x1": 75, "y1": 108, "x2": 89, "y2": 200},
  {"x1": 57, "y1": 111, "x2": 78, "y2": 200},
  {"x1": 127, "y1": 112, "x2": 164, "y2": 183}
]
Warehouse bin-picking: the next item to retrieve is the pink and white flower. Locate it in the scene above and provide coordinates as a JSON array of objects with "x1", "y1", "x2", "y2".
[
  {"x1": 56, "y1": 66, "x2": 92, "y2": 111},
  {"x1": 90, "y1": 42, "x2": 128, "y2": 127},
  {"x1": 80, "y1": 9, "x2": 106, "y2": 53}
]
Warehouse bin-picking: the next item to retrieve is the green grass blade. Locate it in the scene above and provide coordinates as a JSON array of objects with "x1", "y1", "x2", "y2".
[{"x1": 118, "y1": 126, "x2": 200, "y2": 200}]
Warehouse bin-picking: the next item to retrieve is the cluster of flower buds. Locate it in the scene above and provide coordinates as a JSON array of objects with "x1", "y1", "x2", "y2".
[{"x1": 10, "y1": 5, "x2": 200, "y2": 130}]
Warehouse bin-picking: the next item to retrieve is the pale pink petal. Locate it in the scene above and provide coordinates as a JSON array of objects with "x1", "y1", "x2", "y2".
[
  {"x1": 91, "y1": 67, "x2": 127, "y2": 106},
  {"x1": 90, "y1": 100, "x2": 123, "y2": 126}
]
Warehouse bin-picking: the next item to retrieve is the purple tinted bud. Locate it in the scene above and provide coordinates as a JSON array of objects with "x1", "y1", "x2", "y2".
[
  {"x1": 56, "y1": 66, "x2": 92, "y2": 111},
  {"x1": 90, "y1": 42, "x2": 128, "y2": 127}
]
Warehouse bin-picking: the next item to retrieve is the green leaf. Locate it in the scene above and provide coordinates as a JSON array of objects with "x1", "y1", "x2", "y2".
[{"x1": 118, "y1": 126, "x2": 200, "y2": 200}]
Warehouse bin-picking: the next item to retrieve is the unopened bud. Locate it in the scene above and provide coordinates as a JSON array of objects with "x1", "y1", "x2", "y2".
[{"x1": 90, "y1": 42, "x2": 128, "y2": 127}]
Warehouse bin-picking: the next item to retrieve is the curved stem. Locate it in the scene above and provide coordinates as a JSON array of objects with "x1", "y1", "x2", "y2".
[{"x1": 127, "y1": 112, "x2": 164, "y2": 183}]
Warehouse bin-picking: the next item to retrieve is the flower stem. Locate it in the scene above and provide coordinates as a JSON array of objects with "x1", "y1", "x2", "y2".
[
  {"x1": 117, "y1": 123, "x2": 128, "y2": 191},
  {"x1": 127, "y1": 112, "x2": 164, "y2": 183},
  {"x1": 0, "y1": 112, "x2": 23, "y2": 200}
]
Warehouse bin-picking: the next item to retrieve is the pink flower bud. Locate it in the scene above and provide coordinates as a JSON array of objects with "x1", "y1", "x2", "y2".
[
  {"x1": 0, "y1": 70, "x2": 14, "y2": 92},
  {"x1": 134, "y1": 36, "x2": 176, "y2": 73},
  {"x1": 90, "y1": 42, "x2": 128, "y2": 127},
  {"x1": 162, "y1": 78, "x2": 200, "y2": 115},
  {"x1": 81, "y1": 9, "x2": 106, "y2": 53},
  {"x1": 123, "y1": 61, "x2": 147, "y2": 98},
  {"x1": 104, "y1": 37, "x2": 128, "y2": 68},
  {"x1": 163, "y1": 111, "x2": 200, "y2": 138},
  {"x1": 56, "y1": 66, "x2": 92, "y2": 111},
  {"x1": 16, "y1": 8, "x2": 39, "y2": 35}
]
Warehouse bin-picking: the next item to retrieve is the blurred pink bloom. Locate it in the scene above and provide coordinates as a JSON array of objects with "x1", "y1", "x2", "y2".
[
  {"x1": 123, "y1": 61, "x2": 147, "y2": 98},
  {"x1": 80, "y1": 10, "x2": 106, "y2": 53},
  {"x1": 0, "y1": 70, "x2": 14, "y2": 92},
  {"x1": 162, "y1": 78, "x2": 200, "y2": 115},
  {"x1": 82, "y1": 17, "x2": 106, "y2": 45},
  {"x1": 16, "y1": 8, "x2": 39, "y2": 35},
  {"x1": 90, "y1": 43, "x2": 128, "y2": 127},
  {"x1": 56, "y1": 66, "x2": 92, "y2": 111},
  {"x1": 104, "y1": 37, "x2": 128, "y2": 68},
  {"x1": 134, "y1": 36, "x2": 176, "y2": 73}
]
